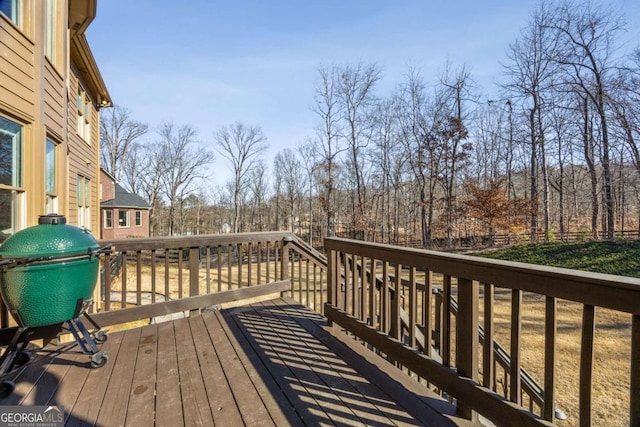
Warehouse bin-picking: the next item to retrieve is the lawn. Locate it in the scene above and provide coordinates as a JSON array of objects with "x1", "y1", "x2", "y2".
[{"x1": 476, "y1": 240, "x2": 640, "y2": 277}]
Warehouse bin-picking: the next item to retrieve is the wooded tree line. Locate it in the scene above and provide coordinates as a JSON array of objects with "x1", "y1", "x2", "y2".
[{"x1": 100, "y1": 1, "x2": 640, "y2": 247}]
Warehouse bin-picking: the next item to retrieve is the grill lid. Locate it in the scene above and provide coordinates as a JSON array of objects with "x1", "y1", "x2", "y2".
[{"x1": 0, "y1": 214, "x2": 99, "y2": 259}]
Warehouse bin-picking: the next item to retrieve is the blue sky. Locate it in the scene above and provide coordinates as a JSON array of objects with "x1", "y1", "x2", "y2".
[{"x1": 87, "y1": 0, "x2": 640, "y2": 186}]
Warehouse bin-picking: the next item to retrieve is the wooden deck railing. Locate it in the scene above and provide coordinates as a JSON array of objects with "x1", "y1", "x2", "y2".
[
  {"x1": 3, "y1": 232, "x2": 639, "y2": 425},
  {"x1": 324, "y1": 237, "x2": 640, "y2": 426},
  {"x1": 92, "y1": 232, "x2": 328, "y2": 328}
]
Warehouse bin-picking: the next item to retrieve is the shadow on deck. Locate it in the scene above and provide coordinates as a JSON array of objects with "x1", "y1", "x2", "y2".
[{"x1": 0, "y1": 297, "x2": 462, "y2": 426}]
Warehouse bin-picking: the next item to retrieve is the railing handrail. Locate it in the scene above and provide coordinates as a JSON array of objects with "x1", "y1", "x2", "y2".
[
  {"x1": 325, "y1": 237, "x2": 640, "y2": 314},
  {"x1": 99, "y1": 231, "x2": 297, "y2": 251}
]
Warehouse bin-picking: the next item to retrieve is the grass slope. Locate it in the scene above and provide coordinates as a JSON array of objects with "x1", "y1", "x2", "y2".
[{"x1": 476, "y1": 240, "x2": 640, "y2": 278}]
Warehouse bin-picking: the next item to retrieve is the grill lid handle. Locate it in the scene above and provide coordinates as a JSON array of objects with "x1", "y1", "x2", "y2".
[{"x1": 38, "y1": 214, "x2": 67, "y2": 225}]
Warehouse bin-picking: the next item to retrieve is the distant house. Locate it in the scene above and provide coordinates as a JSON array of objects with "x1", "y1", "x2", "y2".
[{"x1": 99, "y1": 169, "x2": 150, "y2": 239}]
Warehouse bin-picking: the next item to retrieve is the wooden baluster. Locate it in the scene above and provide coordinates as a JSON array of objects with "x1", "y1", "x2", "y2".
[
  {"x1": 178, "y1": 249, "x2": 183, "y2": 299},
  {"x1": 136, "y1": 250, "x2": 142, "y2": 305},
  {"x1": 150, "y1": 249, "x2": 157, "y2": 303},
  {"x1": 483, "y1": 282, "x2": 494, "y2": 391},
  {"x1": 579, "y1": 304, "x2": 595, "y2": 426},
  {"x1": 217, "y1": 246, "x2": 222, "y2": 293},
  {"x1": 257, "y1": 242, "x2": 262, "y2": 284},
  {"x1": 247, "y1": 242, "x2": 252, "y2": 287},
  {"x1": 352, "y1": 255, "x2": 358, "y2": 318},
  {"x1": 121, "y1": 251, "x2": 128, "y2": 309},
  {"x1": 424, "y1": 270, "x2": 432, "y2": 358},
  {"x1": 164, "y1": 249, "x2": 170, "y2": 300},
  {"x1": 360, "y1": 257, "x2": 367, "y2": 322},
  {"x1": 443, "y1": 275, "x2": 452, "y2": 367},
  {"x1": 369, "y1": 259, "x2": 377, "y2": 330},
  {"x1": 227, "y1": 244, "x2": 233, "y2": 291},
  {"x1": 238, "y1": 243, "x2": 243, "y2": 288},
  {"x1": 409, "y1": 267, "x2": 417, "y2": 348},
  {"x1": 382, "y1": 261, "x2": 390, "y2": 334},
  {"x1": 343, "y1": 254, "x2": 350, "y2": 313},
  {"x1": 510, "y1": 289, "x2": 522, "y2": 404},
  {"x1": 205, "y1": 246, "x2": 211, "y2": 294},
  {"x1": 266, "y1": 242, "x2": 271, "y2": 282},
  {"x1": 391, "y1": 263, "x2": 402, "y2": 340},
  {"x1": 543, "y1": 296, "x2": 557, "y2": 421}
]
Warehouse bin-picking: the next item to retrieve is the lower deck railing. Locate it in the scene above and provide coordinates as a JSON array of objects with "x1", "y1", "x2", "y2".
[{"x1": 324, "y1": 237, "x2": 640, "y2": 427}]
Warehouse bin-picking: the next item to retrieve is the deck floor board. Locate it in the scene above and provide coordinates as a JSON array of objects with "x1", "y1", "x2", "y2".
[{"x1": 1, "y1": 297, "x2": 458, "y2": 426}]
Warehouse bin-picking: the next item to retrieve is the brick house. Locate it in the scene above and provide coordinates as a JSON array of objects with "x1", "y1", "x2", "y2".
[{"x1": 99, "y1": 168, "x2": 150, "y2": 239}]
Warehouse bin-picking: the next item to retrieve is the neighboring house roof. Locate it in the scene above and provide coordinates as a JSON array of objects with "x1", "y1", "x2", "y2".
[{"x1": 101, "y1": 184, "x2": 150, "y2": 209}]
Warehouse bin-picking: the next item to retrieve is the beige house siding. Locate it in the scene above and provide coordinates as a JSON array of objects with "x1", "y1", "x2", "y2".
[
  {"x1": 0, "y1": 1, "x2": 110, "y2": 238},
  {"x1": 0, "y1": 15, "x2": 36, "y2": 121},
  {"x1": 43, "y1": 61, "x2": 65, "y2": 140}
]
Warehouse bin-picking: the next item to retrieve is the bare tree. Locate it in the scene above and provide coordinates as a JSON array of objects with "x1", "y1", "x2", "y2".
[
  {"x1": 99, "y1": 105, "x2": 148, "y2": 185},
  {"x1": 157, "y1": 123, "x2": 211, "y2": 236},
  {"x1": 437, "y1": 63, "x2": 474, "y2": 246},
  {"x1": 545, "y1": 1, "x2": 626, "y2": 239},
  {"x1": 397, "y1": 67, "x2": 439, "y2": 246},
  {"x1": 503, "y1": 1, "x2": 559, "y2": 241},
  {"x1": 214, "y1": 122, "x2": 268, "y2": 233},
  {"x1": 337, "y1": 62, "x2": 382, "y2": 238},
  {"x1": 274, "y1": 149, "x2": 305, "y2": 233},
  {"x1": 247, "y1": 161, "x2": 269, "y2": 232},
  {"x1": 311, "y1": 65, "x2": 345, "y2": 237}
]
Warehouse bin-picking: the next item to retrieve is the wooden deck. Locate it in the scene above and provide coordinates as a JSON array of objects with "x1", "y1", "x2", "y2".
[{"x1": 0, "y1": 298, "x2": 461, "y2": 426}]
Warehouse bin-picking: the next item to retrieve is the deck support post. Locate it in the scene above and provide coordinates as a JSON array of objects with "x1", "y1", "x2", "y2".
[
  {"x1": 456, "y1": 277, "x2": 478, "y2": 422},
  {"x1": 189, "y1": 247, "x2": 199, "y2": 297}
]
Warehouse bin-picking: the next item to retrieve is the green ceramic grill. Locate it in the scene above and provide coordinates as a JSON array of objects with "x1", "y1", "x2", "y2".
[{"x1": 0, "y1": 214, "x2": 100, "y2": 328}]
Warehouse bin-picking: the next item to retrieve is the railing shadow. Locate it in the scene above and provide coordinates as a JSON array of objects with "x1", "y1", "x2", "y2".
[{"x1": 220, "y1": 299, "x2": 456, "y2": 426}]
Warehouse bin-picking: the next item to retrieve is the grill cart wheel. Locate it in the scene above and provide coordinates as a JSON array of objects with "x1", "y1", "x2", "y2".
[
  {"x1": 90, "y1": 352, "x2": 108, "y2": 369},
  {"x1": 93, "y1": 330, "x2": 108, "y2": 344},
  {"x1": 0, "y1": 381, "x2": 15, "y2": 398},
  {"x1": 14, "y1": 352, "x2": 30, "y2": 367}
]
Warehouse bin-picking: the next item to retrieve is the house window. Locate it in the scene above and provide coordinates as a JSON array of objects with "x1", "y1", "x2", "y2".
[
  {"x1": 118, "y1": 210, "x2": 130, "y2": 228},
  {"x1": 77, "y1": 86, "x2": 91, "y2": 142},
  {"x1": 104, "y1": 210, "x2": 112, "y2": 228},
  {"x1": 44, "y1": 0, "x2": 58, "y2": 66},
  {"x1": 45, "y1": 138, "x2": 57, "y2": 214},
  {"x1": 77, "y1": 175, "x2": 90, "y2": 228},
  {"x1": 0, "y1": 116, "x2": 24, "y2": 242},
  {"x1": 0, "y1": 0, "x2": 20, "y2": 27},
  {"x1": 135, "y1": 211, "x2": 142, "y2": 227}
]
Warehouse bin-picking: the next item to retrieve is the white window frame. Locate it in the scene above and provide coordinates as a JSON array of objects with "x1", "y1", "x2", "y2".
[
  {"x1": 77, "y1": 175, "x2": 90, "y2": 229},
  {"x1": 118, "y1": 210, "x2": 130, "y2": 228},
  {"x1": 0, "y1": 115, "x2": 25, "y2": 240},
  {"x1": 104, "y1": 210, "x2": 113, "y2": 229}
]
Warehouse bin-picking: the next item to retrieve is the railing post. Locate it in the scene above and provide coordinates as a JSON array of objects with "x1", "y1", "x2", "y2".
[
  {"x1": 189, "y1": 247, "x2": 200, "y2": 297},
  {"x1": 456, "y1": 277, "x2": 478, "y2": 421},
  {"x1": 281, "y1": 238, "x2": 290, "y2": 296},
  {"x1": 632, "y1": 314, "x2": 640, "y2": 425},
  {"x1": 326, "y1": 248, "x2": 334, "y2": 326},
  {"x1": 103, "y1": 250, "x2": 112, "y2": 312}
]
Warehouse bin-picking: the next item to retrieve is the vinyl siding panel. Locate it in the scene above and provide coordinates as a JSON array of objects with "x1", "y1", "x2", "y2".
[
  {"x1": 43, "y1": 61, "x2": 64, "y2": 140},
  {"x1": 0, "y1": 18, "x2": 35, "y2": 120},
  {"x1": 67, "y1": 72, "x2": 100, "y2": 231}
]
